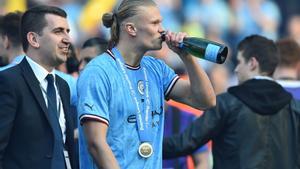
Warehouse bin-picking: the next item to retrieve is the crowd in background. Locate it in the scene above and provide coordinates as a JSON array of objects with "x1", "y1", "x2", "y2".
[
  {"x1": 1, "y1": 0, "x2": 300, "y2": 85},
  {"x1": 1, "y1": 0, "x2": 300, "y2": 90}
]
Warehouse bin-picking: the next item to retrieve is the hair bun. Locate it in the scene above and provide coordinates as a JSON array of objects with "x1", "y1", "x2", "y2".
[{"x1": 102, "y1": 12, "x2": 114, "y2": 28}]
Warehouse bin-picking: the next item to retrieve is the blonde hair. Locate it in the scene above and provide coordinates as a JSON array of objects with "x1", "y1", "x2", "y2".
[{"x1": 102, "y1": 0, "x2": 156, "y2": 48}]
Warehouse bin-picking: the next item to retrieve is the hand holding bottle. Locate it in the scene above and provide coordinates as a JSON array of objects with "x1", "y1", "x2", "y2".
[
  {"x1": 163, "y1": 31, "x2": 190, "y2": 58},
  {"x1": 162, "y1": 31, "x2": 228, "y2": 64}
]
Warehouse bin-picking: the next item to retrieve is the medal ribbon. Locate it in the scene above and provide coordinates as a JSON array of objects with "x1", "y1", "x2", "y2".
[{"x1": 112, "y1": 47, "x2": 151, "y2": 143}]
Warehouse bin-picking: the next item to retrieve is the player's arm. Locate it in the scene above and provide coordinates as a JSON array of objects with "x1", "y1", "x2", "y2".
[
  {"x1": 82, "y1": 120, "x2": 120, "y2": 169},
  {"x1": 165, "y1": 31, "x2": 216, "y2": 110}
]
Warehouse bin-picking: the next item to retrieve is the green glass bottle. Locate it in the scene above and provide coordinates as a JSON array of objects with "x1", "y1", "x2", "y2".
[{"x1": 179, "y1": 37, "x2": 228, "y2": 64}]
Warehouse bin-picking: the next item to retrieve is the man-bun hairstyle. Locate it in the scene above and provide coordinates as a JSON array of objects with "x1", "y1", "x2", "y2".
[
  {"x1": 102, "y1": 0, "x2": 156, "y2": 48},
  {"x1": 102, "y1": 12, "x2": 114, "y2": 28}
]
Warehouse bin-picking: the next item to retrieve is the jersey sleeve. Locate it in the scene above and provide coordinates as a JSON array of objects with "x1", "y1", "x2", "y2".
[
  {"x1": 77, "y1": 65, "x2": 111, "y2": 126},
  {"x1": 158, "y1": 59, "x2": 179, "y2": 99}
]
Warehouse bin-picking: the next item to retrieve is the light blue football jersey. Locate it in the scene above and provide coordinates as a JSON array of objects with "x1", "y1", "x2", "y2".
[{"x1": 77, "y1": 49, "x2": 179, "y2": 169}]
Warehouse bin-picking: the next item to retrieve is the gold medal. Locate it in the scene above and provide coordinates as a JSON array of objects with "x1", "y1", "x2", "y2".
[{"x1": 138, "y1": 142, "x2": 153, "y2": 158}]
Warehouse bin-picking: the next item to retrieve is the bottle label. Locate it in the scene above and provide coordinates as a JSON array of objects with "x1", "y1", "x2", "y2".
[{"x1": 205, "y1": 44, "x2": 220, "y2": 62}]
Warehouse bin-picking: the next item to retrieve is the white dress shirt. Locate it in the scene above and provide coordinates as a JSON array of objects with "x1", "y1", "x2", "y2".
[{"x1": 26, "y1": 56, "x2": 71, "y2": 169}]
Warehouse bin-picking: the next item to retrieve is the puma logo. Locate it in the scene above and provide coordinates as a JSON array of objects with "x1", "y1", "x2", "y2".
[{"x1": 84, "y1": 103, "x2": 94, "y2": 111}]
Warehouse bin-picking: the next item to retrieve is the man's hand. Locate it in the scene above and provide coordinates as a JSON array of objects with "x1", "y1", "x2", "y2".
[{"x1": 164, "y1": 31, "x2": 189, "y2": 57}]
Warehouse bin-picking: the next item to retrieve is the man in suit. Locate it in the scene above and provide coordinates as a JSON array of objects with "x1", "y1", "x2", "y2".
[{"x1": 0, "y1": 5, "x2": 77, "y2": 169}]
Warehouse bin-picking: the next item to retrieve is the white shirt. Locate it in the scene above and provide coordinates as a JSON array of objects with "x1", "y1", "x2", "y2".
[
  {"x1": 26, "y1": 56, "x2": 72, "y2": 169},
  {"x1": 254, "y1": 75, "x2": 274, "y2": 81},
  {"x1": 26, "y1": 56, "x2": 67, "y2": 143}
]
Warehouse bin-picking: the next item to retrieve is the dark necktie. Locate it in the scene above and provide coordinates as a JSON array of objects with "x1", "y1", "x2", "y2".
[
  {"x1": 46, "y1": 74, "x2": 58, "y2": 117},
  {"x1": 46, "y1": 74, "x2": 66, "y2": 169}
]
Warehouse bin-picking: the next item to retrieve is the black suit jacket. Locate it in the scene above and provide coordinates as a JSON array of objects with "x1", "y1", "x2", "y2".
[{"x1": 0, "y1": 58, "x2": 78, "y2": 169}]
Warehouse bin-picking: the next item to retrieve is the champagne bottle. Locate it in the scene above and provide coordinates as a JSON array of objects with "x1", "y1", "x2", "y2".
[
  {"x1": 179, "y1": 37, "x2": 228, "y2": 64},
  {"x1": 162, "y1": 34, "x2": 228, "y2": 64}
]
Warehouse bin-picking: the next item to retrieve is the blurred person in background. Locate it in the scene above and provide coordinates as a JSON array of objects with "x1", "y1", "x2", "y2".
[
  {"x1": 273, "y1": 38, "x2": 300, "y2": 100},
  {"x1": 78, "y1": 37, "x2": 108, "y2": 71},
  {"x1": 163, "y1": 34, "x2": 300, "y2": 169},
  {"x1": 0, "y1": 11, "x2": 25, "y2": 71},
  {"x1": 287, "y1": 15, "x2": 300, "y2": 45},
  {"x1": 65, "y1": 44, "x2": 80, "y2": 78},
  {"x1": 77, "y1": 0, "x2": 216, "y2": 168},
  {"x1": 0, "y1": 15, "x2": 8, "y2": 67}
]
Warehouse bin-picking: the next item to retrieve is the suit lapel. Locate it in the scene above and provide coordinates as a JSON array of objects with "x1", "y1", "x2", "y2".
[
  {"x1": 19, "y1": 58, "x2": 54, "y2": 128},
  {"x1": 20, "y1": 58, "x2": 48, "y2": 114}
]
